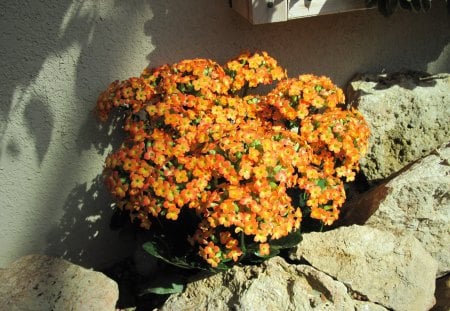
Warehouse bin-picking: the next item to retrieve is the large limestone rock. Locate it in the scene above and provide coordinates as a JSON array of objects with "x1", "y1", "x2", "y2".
[
  {"x1": 0, "y1": 254, "x2": 118, "y2": 310},
  {"x1": 161, "y1": 256, "x2": 377, "y2": 311},
  {"x1": 347, "y1": 72, "x2": 450, "y2": 182},
  {"x1": 337, "y1": 142, "x2": 450, "y2": 277},
  {"x1": 362, "y1": 142, "x2": 450, "y2": 277},
  {"x1": 290, "y1": 225, "x2": 438, "y2": 311}
]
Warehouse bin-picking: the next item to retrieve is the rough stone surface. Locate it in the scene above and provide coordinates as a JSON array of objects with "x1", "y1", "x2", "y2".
[
  {"x1": 347, "y1": 72, "x2": 450, "y2": 182},
  {"x1": 290, "y1": 225, "x2": 438, "y2": 311},
  {"x1": 0, "y1": 254, "x2": 118, "y2": 310},
  {"x1": 161, "y1": 256, "x2": 362, "y2": 311},
  {"x1": 363, "y1": 142, "x2": 450, "y2": 277}
]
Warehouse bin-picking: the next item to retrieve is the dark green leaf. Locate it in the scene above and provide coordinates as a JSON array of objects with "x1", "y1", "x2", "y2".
[
  {"x1": 142, "y1": 240, "x2": 192, "y2": 270},
  {"x1": 316, "y1": 178, "x2": 327, "y2": 190},
  {"x1": 240, "y1": 231, "x2": 247, "y2": 253},
  {"x1": 247, "y1": 97, "x2": 259, "y2": 104},
  {"x1": 269, "y1": 229, "x2": 302, "y2": 250},
  {"x1": 140, "y1": 282, "x2": 184, "y2": 295}
]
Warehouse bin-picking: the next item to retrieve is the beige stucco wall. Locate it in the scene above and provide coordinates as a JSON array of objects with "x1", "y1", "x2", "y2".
[{"x1": 0, "y1": 0, "x2": 448, "y2": 269}]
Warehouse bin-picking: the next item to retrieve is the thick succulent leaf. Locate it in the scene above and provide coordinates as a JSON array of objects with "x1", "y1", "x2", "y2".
[
  {"x1": 139, "y1": 282, "x2": 184, "y2": 295},
  {"x1": 142, "y1": 240, "x2": 193, "y2": 270},
  {"x1": 269, "y1": 229, "x2": 302, "y2": 250}
]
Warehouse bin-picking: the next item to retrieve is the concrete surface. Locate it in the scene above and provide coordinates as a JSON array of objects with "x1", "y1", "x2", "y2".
[{"x1": 0, "y1": 0, "x2": 448, "y2": 269}]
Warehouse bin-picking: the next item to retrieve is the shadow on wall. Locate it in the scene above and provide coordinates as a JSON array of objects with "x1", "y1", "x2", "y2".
[
  {"x1": 0, "y1": 0, "x2": 98, "y2": 163},
  {"x1": 46, "y1": 175, "x2": 134, "y2": 268},
  {"x1": 1, "y1": 0, "x2": 152, "y2": 267},
  {"x1": 23, "y1": 98, "x2": 54, "y2": 165},
  {"x1": 39, "y1": 0, "x2": 153, "y2": 267}
]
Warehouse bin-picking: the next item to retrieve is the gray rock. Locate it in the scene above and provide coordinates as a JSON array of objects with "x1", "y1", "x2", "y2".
[
  {"x1": 0, "y1": 254, "x2": 118, "y2": 310},
  {"x1": 290, "y1": 225, "x2": 438, "y2": 311},
  {"x1": 161, "y1": 256, "x2": 359, "y2": 311},
  {"x1": 363, "y1": 142, "x2": 450, "y2": 277},
  {"x1": 347, "y1": 72, "x2": 450, "y2": 182}
]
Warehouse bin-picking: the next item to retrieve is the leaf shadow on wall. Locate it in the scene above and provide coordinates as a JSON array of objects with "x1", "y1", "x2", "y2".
[
  {"x1": 23, "y1": 98, "x2": 54, "y2": 165},
  {"x1": 46, "y1": 175, "x2": 135, "y2": 268},
  {"x1": 43, "y1": 0, "x2": 156, "y2": 268},
  {"x1": 0, "y1": 0, "x2": 150, "y2": 268},
  {"x1": 0, "y1": 0, "x2": 97, "y2": 162}
]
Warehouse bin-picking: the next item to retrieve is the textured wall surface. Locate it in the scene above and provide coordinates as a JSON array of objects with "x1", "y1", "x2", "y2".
[{"x1": 0, "y1": 0, "x2": 448, "y2": 269}]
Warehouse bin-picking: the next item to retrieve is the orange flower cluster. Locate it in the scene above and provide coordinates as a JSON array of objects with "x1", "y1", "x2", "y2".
[{"x1": 96, "y1": 52, "x2": 369, "y2": 268}]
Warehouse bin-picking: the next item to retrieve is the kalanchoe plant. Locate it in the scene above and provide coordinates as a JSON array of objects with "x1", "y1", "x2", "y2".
[{"x1": 96, "y1": 51, "x2": 370, "y2": 270}]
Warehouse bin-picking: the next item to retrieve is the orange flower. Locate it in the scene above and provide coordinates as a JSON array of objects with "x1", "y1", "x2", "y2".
[
  {"x1": 130, "y1": 173, "x2": 145, "y2": 189},
  {"x1": 122, "y1": 87, "x2": 133, "y2": 98},
  {"x1": 174, "y1": 169, "x2": 189, "y2": 183},
  {"x1": 259, "y1": 243, "x2": 270, "y2": 256}
]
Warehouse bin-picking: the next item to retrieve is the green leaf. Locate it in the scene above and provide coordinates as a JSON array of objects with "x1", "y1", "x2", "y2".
[
  {"x1": 240, "y1": 231, "x2": 247, "y2": 254},
  {"x1": 225, "y1": 68, "x2": 235, "y2": 77},
  {"x1": 177, "y1": 83, "x2": 186, "y2": 93},
  {"x1": 249, "y1": 139, "x2": 261, "y2": 147},
  {"x1": 269, "y1": 229, "x2": 302, "y2": 250},
  {"x1": 273, "y1": 165, "x2": 283, "y2": 173},
  {"x1": 203, "y1": 67, "x2": 212, "y2": 76},
  {"x1": 316, "y1": 178, "x2": 327, "y2": 190},
  {"x1": 299, "y1": 191, "x2": 308, "y2": 208},
  {"x1": 140, "y1": 282, "x2": 184, "y2": 295},
  {"x1": 323, "y1": 205, "x2": 332, "y2": 211},
  {"x1": 142, "y1": 240, "x2": 192, "y2": 270},
  {"x1": 247, "y1": 97, "x2": 259, "y2": 104}
]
